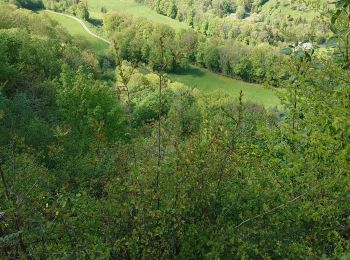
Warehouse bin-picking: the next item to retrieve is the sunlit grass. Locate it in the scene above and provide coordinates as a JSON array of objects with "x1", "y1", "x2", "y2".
[
  {"x1": 170, "y1": 67, "x2": 280, "y2": 108},
  {"x1": 87, "y1": 0, "x2": 188, "y2": 30},
  {"x1": 44, "y1": 11, "x2": 109, "y2": 55}
]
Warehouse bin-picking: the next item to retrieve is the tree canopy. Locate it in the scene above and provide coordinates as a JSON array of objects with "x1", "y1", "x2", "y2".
[{"x1": 0, "y1": 1, "x2": 350, "y2": 258}]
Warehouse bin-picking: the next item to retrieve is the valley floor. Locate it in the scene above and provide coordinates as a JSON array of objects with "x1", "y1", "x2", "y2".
[{"x1": 45, "y1": 7, "x2": 279, "y2": 107}]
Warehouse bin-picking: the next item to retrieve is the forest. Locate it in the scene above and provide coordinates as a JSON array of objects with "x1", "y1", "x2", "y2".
[{"x1": 0, "y1": 0, "x2": 350, "y2": 258}]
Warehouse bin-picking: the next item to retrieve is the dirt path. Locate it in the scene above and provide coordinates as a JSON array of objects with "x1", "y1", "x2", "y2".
[{"x1": 45, "y1": 10, "x2": 111, "y2": 45}]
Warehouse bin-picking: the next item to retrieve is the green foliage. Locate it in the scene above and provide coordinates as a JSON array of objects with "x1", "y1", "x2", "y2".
[
  {"x1": 57, "y1": 66, "x2": 126, "y2": 146},
  {"x1": 76, "y1": 1, "x2": 89, "y2": 20},
  {"x1": 134, "y1": 0, "x2": 328, "y2": 45},
  {"x1": 1, "y1": 2, "x2": 350, "y2": 259},
  {"x1": 166, "y1": 88, "x2": 202, "y2": 136},
  {"x1": 328, "y1": 0, "x2": 350, "y2": 67},
  {"x1": 105, "y1": 11, "x2": 284, "y2": 84},
  {"x1": 199, "y1": 40, "x2": 221, "y2": 72},
  {"x1": 43, "y1": 0, "x2": 78, "y2": 12},
  {"x1": 87, "y1": 0, "x2": 189, "y2": 30},
  {"x1": 0, "y1": 28, "x2": 62, "y2": 96},
  {"x1": 105, "y1": 12, "x2": 191, "y2": 72},
  {"x1": 13, "y1": 0, "x2": 44, "y2": 9}
]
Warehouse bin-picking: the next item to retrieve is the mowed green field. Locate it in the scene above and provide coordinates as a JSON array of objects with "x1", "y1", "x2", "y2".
[
  {"x1": 44, "y1": 11, "x2": 109, "y2": 54},
  {"x1": 170, "y1": 67, "x2": 280, "y2": 108},
  {"x1": 87, "y1": 0, "x2": 188, "y2": 30}
]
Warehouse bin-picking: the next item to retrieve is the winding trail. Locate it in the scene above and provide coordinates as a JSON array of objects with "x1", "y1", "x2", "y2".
[{"x1": 45, "y1": 10, "x2": 111, "y2": 45}]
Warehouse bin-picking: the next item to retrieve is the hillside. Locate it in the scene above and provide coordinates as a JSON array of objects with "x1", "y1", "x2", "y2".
[
  {"x1": 43, "y1": 8, "x2": 280, "y2": 107},
  {"x1": 1, "y1": 0, "x2": 350, "y2": 259},
  {"x1": 44, "y1": 10, "x2": 110, "y2": 54},
  {"x1": 134, "y1": 0, "x2": 329, "y2": 44},
  {"x1": 169, "y1": 67, "x2": 280, "y2": 107},
  {"x1": 87, "y1": 0, "x2": 189, "y2": 30}
]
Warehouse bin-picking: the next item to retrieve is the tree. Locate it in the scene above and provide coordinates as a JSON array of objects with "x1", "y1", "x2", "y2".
[
  {"x1": 203, "y1": 43, "x2": 221, "y2": 72},
  {"x1": 14, "y1": 0, "x2": 44, "y2": 9},
  {"x1": 167, "y1": 88, "x2": 202, "y2": 137},
  {"x1": 236, "y1": 6, "x2": 246, "y2": 19},
  {"x1": 327, "y1": 0, "x2": 350, "y2": 68},
  {"x1": 167, "y1": 2, "x2": 178, "y2": 19},
  {"x1": 76, "y1": 1, "x2": 89, "y2": 20},
  {"x1": 101, "y1": 6, "x2": 107, "y2": 13},
  {"x1": 57, "y1": 66, "x2": 126, "y2": 149}
]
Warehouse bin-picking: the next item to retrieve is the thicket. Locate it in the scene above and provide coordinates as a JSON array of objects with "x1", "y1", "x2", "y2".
[
  {"x1": 0, "y1": 2, "x2": 350, "y2": 259},
  {"x1": 104, "y1": 12, "x2": 283, "y2": 84},
  {"x1": 7, "y1": 0, "x2": 91, "y2": 20},
  {"x1": 137, "y1": 0, "x2": 330, "y2": 45}
]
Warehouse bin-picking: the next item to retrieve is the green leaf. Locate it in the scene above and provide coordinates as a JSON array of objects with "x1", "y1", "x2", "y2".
[
  {"x1": 315, "y1": 62, "x2": 323, "y2": 69},
  {"x1": 0, "y1": 232, "x2": 22, "y2": 246},
  {"x1": 305, "y1": 52, "x2": 312, "y2": 62},
  {"x1": 294, "y1": 50, "x2": 305, "y2": 59},
  {"x1": 280, "y1": 47, "x2": 293, "y2": 55},
  {"x1": 326, "y1": 37, "x2": 338, "y2": 48},
  {"x1": 331, "y1": 9, "x2": 342, "y2": 24},
  {"x1": 330, "y1": 24, "x2": 339, "y2": 34}
]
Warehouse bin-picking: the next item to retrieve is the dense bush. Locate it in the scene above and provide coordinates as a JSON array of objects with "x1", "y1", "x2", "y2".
[
  {"x1": 104, "y1": 12, "x2": 283, "y2": 83},
  {"x1": 13, "y1": 0, "x2": 44, "y2": 9},
  {"x1": 136, "y1": 0, "x2": 329, "y2": 45},
  {"x1": 0, "y1": 2, "x2": 350, "y2": 259}
]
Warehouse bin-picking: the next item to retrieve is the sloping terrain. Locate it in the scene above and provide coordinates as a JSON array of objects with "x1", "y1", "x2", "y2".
[
  {"x1": 87, "y1": 0, "x2": 189, "y2": 30},
  {"x1": 44, "y1": 10, "x2": 110, "y2": 54}
]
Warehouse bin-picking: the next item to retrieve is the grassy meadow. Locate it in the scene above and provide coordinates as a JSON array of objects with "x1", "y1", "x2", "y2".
[
  {"x1": 44, "y1": 11, "x2": 110, "y2": 54},
  {"x1": 170, "y1": 67, "x2": 280, "y2": 108},
  {"x1": 87, "y1": 0, "x2": 188, "y2": 30}
]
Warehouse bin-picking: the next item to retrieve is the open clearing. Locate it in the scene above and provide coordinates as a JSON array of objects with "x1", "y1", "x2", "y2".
[
  {"x1": 170, "y1": 67, "x2": 280, "y2": 107},
  {"x1": 87, "y1": 0, "x2": 188, "y2": 30},
  {"x1": 44, "y1": 11, "x2": 109, "y2": 55}
]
